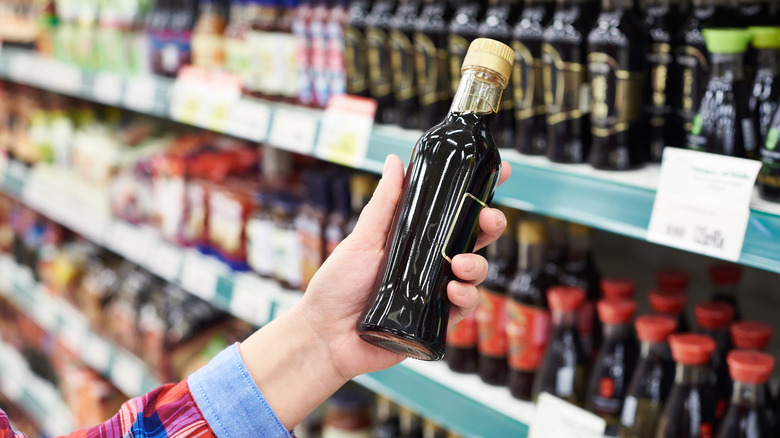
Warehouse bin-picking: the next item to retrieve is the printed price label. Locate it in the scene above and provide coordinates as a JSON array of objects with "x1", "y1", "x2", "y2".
[
  {"x1": 315, "y1": 95, "x2": 377, "y2": 167},
  {"x1": 647, "y1": 148, "x2": 762, "y2": 261},
  {"x1": 93, "y1": 73, "x2": 123, "y2": 104},
  {"x1": 124, "y1": 77, "x2": 157, "y2": 113},
  {"x1": 268, "y1": 108, "x2": 319, "y2": 155},
  {"x1": 529, "y1": 393, "x2": 606, "y2": 438},
  {"x1": 180, "y1": 251, "x2": 220, "y2": 301},
  {"x1": 225, "y1": 98, "x2": 272, "y2": 142},
  {"x1": 230, "y1": 274, "x2": 273, "y2": 326},
  {"x1": 112, "y1": 354, "x2": 144, "y2": 396},
  {"x1": 148, "y1": 241, "x2": 183, "y2": 282},
  {"x1": 170, "y1": 67, "x2": 241, "y2": 131}
]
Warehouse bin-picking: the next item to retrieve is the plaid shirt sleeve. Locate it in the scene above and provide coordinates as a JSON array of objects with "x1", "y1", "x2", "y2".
[{"x1": 0, "y1": 344, "x2": 295, "y2": 438}]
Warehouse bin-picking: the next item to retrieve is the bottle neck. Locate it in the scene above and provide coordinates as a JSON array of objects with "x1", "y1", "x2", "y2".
[
  {"x1": 552, "y1": 309, "x2": 578, "y2": 327},
  {"x1": 601, "y1": 0, "x2": 633, "y2": 10},
  {"x1": 566, "y1": 235, "x2": 589, "y2": 268},
  {"x1": 730, "y1": 381, "x2": 768, "y2": 406},
  {"x1": 449, "y1": 67, "x2": 506, "y2": 114},
  {"x1": 640, "y1": 340, "x2": 669, "y2": 359},
  {"x1": 518, "y1": 242, "x2": 545, "y2": 273},
  {"x1": 674, "y1": 363, "x2": 711, "y2": 384},
  {"x1": 711, "y1": 53, "x2": 745, "y2": 81},
  {"x1": 603, "y1": 322, "x2": 632, "y2": 339}
]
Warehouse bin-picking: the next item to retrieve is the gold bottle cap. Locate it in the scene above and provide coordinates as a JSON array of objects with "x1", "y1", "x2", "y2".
[
  {"x1": 461, "y1": 38, "x2": 514, "y2": 85},
  {"x1": 518, "y1": 220, "x2": 545, "y2": 245}
]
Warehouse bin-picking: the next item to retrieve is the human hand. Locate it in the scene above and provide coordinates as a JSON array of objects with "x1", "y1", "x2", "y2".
[{"x1": 297, "y1": 154, "x2": 512, "y2": 380}]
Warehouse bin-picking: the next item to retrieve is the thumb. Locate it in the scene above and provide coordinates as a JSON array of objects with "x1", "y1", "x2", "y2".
[{"x1": 350, "y1": 155, "x2": 405, "y2": 249}]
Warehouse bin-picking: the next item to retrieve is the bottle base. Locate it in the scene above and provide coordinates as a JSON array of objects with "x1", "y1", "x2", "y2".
[{"x1": 358, "y1": 325, "x2": 444, "y2": 361}]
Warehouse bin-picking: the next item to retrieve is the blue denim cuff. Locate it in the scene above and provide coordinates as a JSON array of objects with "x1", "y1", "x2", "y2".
[{"x1": 188, "y1": 343, "x2": 292, "y2": 438}]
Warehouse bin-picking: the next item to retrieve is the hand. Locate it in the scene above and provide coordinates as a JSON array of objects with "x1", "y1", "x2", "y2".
[{"x1": 239, "y1": 155, "x2": 511, "y2": 430}]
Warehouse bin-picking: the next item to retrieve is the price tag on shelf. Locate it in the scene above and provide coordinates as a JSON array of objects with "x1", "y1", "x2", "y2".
[
  {"x1": 8, "y1": 54, "x2": 34, "y2": 83},
  {"x1": 529, "y1": 393, "x2": 605, "y2": 438},
  {"x1": 225, "y1": 98, "x2": 272, "y2": 142},
  {"x1": 45, "y1": 60, "x2": 82, "y2": 95},
  {"x1": 112, "y1": 354, "x2": 144, "y2": 396},
  {"x1": 81, "y1": 335, "x2": 112, "y2": 373},
  {"x1": 230, "y1": 274, "x2": 272, "y2": 326},
  {"x1": 124, "y1": 76, "x2": 158, "y2": 113},
  {"x1": 315, "y1": 95, "x2": 377, "y2": 168},
  {"x1": 108, "y1": 222, "x2": 157, "y2": 265},
  {"x1": 268, "y1": 108, "x2": 319, "y2": 155},
  {"x1": 93, "y1": 72, "x2": 123, "y2": 105},
  {"x1": 180, "y1": 251, "x2": 220, "y2": 302},
  {"x1": 169, "y1": 67, "x2": 241, "y2": 131},
  {"x1": 647, "y1": 148, "x2": 762, "y2": 261},
  {"x1": 148, "y1": 240, "x2": 183, "y2": 282}
]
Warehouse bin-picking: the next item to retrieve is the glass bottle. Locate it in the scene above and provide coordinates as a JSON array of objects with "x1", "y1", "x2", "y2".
[
  {"x1": 478, "y1": 0, "x2": 522, "y2": 149},
  {"x1": 357, "y1": 39, "x2": 512, "y2": 360},
  {"x1": 280, "y1": 0, "x2": 303, "y2": 103},
  {"x1": 247, "y1": 190, "x2": 276, "y2": 278},
  {"x1": 760, "y1": 104, "x2": 780, "y2": 201},
  {"x1": 293, "y1": 0, "x2": 315, "y2": 106},
  {"x1": 600, "y1": 277, "x2": 636, "y2": 300},
  {"x1": 618, "y1": 315, "x2": 678, "y2": 438},
  {"x1": 586, "y1": 299, "x2": 639, "y2": 435},
  {"x1": 649, "y1": 289, "x2": 691, "y2": 333},
  {"x1": 422, "y1": 419, "x2": 447, "y2": 438},
  {"x1": 399, "y1": 407, "x2": 424, "y2": 438},
  {"x1": 224, "y1": 0, "x2": 252, "y2": 89},
  {"x1": 192, "y1": 0, "x2": 227, "y2": 70},
  {"x1": 272, "y1": 194, "x2": 302, "y2": 290},
  {"x1": 686, "y1": 28, "x2": 757, "y2": 158},
  {"x1": 344, "y1": 0, "x2": 372, "y2": 97},
  {"x1": 673, "y1": 0, "x2": 729, "y2": 147},
  {"x1": 543, "y1": 217, "x2": 567, "y2": 277},
  {"x1": 322, "y1": 387, "x2": 373, "y2": 438},
  {"x1": 506, "y1": 219, "x2": 557, "y2": 399},
  {"x1": 708, "y1": 263, "x2": 742, "y2": 319},
  {"x1": 414, "y1": 0, "x2": 456, "y2": 129},
  {"x1": 730, "y1": 321, "x2": 772, "y2": 352},
  {"x1": 559, "y1": 223, "x2": 602, "y2": 359},
  {"x1": 445, "y1": 309, "x2": 479, "y2": 373},
  {"x1": 476, "y1": 209, "x2": 518, "y2": 385},
  {"x1": 248, "y1": 0, "x2": 281, "y2": 99},
  {"x1": 373, "y1": 395, "x2": 401, "y2": 438},
  {"x1": 747, "y1": 27, "x2": 780, "y2": 145},
  {"x1": 448, "y1": 0, "x2": 486, "y2": 97},
  {"x1": 695, "y1": 301, "x2": 736, "y2": 423},
  {"x1": 310, "y1": 0, "x2": 333, "y2": 107},
  {"x1": 512, "y1": 0, "x2": 555, "y2": 155},
  {"x1": 655, "y1": 333, "x2": 718, "y2": 438},
  {"x1": 543, "y1": 0, "x2": 600, "y2": 163},
  {"x1": 366, "y1": 0, "x2": 398, "y2": 123},
  {"x1": 531, "y1": 286, "x2": 589, "y2": 405},
  {"x1": 299, "y1": 171, "x2": 330, "y2": 291},
  {"x1": 325, "y1": 175, "x2": 350, "y2": 258},
  {"x1": 716, "y1": 351, "x2": 775, "y2": 438},
  {"x1": 736, "y1": 0, "x2": 773, "y2": 27},
  {"x1": 656, "y1": 268, "x2": 691, "y2": 292},
  {"x1": 643, "y1": 0, "x2": 680, "y2": 162},
  {"x1": 389, "y1": 0, "x2": 422, "y2": 129}
]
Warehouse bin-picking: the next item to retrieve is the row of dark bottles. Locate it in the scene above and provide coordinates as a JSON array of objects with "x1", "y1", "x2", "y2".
[{"x1": 443, "y1": 213, "x2": 778, "y2": 437}]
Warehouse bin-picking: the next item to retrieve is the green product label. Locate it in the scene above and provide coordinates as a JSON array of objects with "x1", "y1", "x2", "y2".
[
  {"x1": 691, "y1": 114, "x2": 703, "y2": 136},
  {"x1": 766, "y1": 128, "x2": 779, "y2": 151}
]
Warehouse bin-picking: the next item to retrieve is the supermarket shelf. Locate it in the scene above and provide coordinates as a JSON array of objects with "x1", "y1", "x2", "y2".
[
  {"x1": 0, "y1": 338, "x2": 74, "y2": 436},
  {"x1": 0, "y1": 255, "x2": 162, "y2": 397},
  {"x1": 0, "y1": 163, "x2": 533, "y2": 437}
]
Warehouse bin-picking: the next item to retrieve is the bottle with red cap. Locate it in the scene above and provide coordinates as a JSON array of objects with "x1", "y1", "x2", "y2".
[
  {"x1": 716, "y1": 351, "x2": 775, "y2": 438},
  {"x1": 601, "y1": 278, "x2": 637, "y2": 300},
  {"x1": 656, "y1": 334, "x2": 718, "y2": 438},
  {"x1": 506, "y1": 219, "x2": 557, "y2": 398},
  {"x1": 728, "y1": 321, "x2": 776, "y2": 434},
  {"x1": 695, "y1": 301, "x2": 736, "y2": 423},
  {"x1": 656, "y1": 268, "x2": 691, "y2": 293},
  {"x1": 708, "y1": 264, "x2": 743, "y2": 319},
  {"x1": 618, "y1": 315, "x2": 678, "y2": 438},
  {"x1": 585, "y1": 299, "x2": 639, "y2": 434},
  {"x1": 649, "y1": 290, "x2": 691, "y2": 333},
  {"x1": 475, "y1": 208, "x2": 518, "y2": 385},
  {"x1": 530, "y1": 286, "x2": 588, "y2": 405}
]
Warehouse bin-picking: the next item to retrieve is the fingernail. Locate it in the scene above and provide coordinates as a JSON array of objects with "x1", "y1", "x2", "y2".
[
  {"x1": 495, "y1": 211, "x2": 505, "y2": 228},
  {"x1": 383, "y1": 156, "x2": 391, "y2": 176},
  {"x1": 461, "y1": 257, "x2": 476, "y2": 273}
]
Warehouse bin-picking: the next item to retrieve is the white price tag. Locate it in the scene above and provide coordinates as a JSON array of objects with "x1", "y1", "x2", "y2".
[
  {"x1": 169, "y1": 67, "x2": 241, "y2": 131},
  {"x1": 647, "y1": 148, "x2": 762, "y2": 261},
  {"x1": 315, "y1": 95, "x2": 377, "y2": 168},
  {"x1": 46, "y1": 61, "x2": 82, "y2": 95},
  {"x1": 112, "y1": 354, "x2": 144, "y2": 396},
  {"x1": 8, "y1": 54, "x2": 33, "y2": 82},
  {"x1": 148, "y1": 241, "x2": 183, "y2": 282},
  {"x1": 225, "y1": 99, "x2": 272, "y2": 142},
  {"x1": 268, "y1": 109, "x2": 319, "y2": 155},
  {"x1": 230, "y1": 275, "x2": 272, "y2": 326},
  {"x1": 93, "y1": 72, "x2": 123, "y2": 104},
  {"x1": 109, "y1": 222, "x2": 157, "y2": 264},
  {"x1": 81, "y1": 335, "x2": 112, "y2": 373},
  {"x1": 529, "y1": 393, "x2": 606, "y2": 438},
  {"x1": 180, "y1": 251, "x2": 220, "y2": 302},
  {"x1": 124, "y1": 77, "x2": 157, "y2": 113}
]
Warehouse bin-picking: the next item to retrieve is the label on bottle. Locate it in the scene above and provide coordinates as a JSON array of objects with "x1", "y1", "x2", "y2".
[
  {"x1": 542, "y1": 43, "x2": 587, "y2": 125},
  {"x1": 414, "y1": 32, "x2": 450, "y2": 105},
  {"x1": 209, "y1": 192, "x2": 244, "y2": 255},
  {"x1": 276, "y1": 32, "x2": 300, "y2": 99},
  {"x1": 512, "y1": 41, "x2": 544, "y2": 120},
  {"x1": 699, "y1": 423, "x2": 713, "y2": 438},
  {"x1": 447, "y1": 311, "x2": 478, "y2": 347},
  {"x1": 556, "y1": 366, "x2": 575, "y2": 396},
  {"x1": 441, "y1": 193, "x2": 488, "y2": 262},
  {"x1": 676, "y1": 45, "x2": 709, "y2": 131},
  {"x1": 389, "y1": 30, "x2": 416, "y2": 101},
  {"x1": 759, "y1": 128, "x2": 780, "y2": 189},
  {"x1": 225, "y1": 37, "x2": 251, "y2": 85},
  {"x1": 184, "y1": 184, "x2": 206, "y2": 244},
  {"x1": 273, "y1": 227, "x2": 301, "y2": 289},
  {"x1": 476, "y1": 287, "x2": 508, "y2": 357},
  {"x1": 449, "y1": 34, "x2": 470, "y2": 95},
  {"x1": 345, "y1": 26, "x2": 368, "y2": 95},
  {"x1": 192, "y1": 34, "x2": 224, "y2": 70},
  {"x1": 588, "y1": 52, "x2": 643, "y2": 138},
  {"x1": 248, "y1": 30, "x2": 276, "y2": 93},
  {"x1": 646, "y1": 43, "x2": 672, "y2": 143},
  {"x1": 620, "y1": 395, "x2": 638, "y2": 427},
  {"x1": 506, "y1": 301, "x2": 550, "y2": 371},
  {"x1": 247, "y1": 218, "x2": 275, "y2": 277},
  {"x1": 366, "y1": 27, "x2": 392, "y2": 98}
]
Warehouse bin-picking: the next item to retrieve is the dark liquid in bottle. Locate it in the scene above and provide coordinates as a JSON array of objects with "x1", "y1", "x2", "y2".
[
  {"x1": 414, "y1": 0, "x2": 455, "y2": 130},
  {"x1": 718, "y1": 399, "x2": 775, "y2": 438},
  {"x1": 750, "y1": 47, "x2": 780, "y2": 147},
  {"x1": 512, "y1": 0, "x2": 554, "y2": 155},
  {"x1": 587, "y1": 0, "x2": 648, "y2": 170},
  {"x1": 543, "y1": 0, "x2": 600, "y2": 163},
  {"x1": 702, "y1": 327, "x2": 733, "y2": 424},
  {"x1": 656, "y1": 371, "x2": 717, "y2": 438},
  {"x1": 559, "y1": 237, "x2": 602, "y2": 359},
  {"x1": 759, "y1": 112, "x2": 780, "y2": 201},
  {"x1": 390, "y1": 0, "x2": 422, "y2": 129},
  {"x1": 618, "y1": 345, "x2": 675, "y2": 438},
  {"x1": 366, "y1": 0, "x2": 398, "y2": 124},
  {"x1": 532, "y1": 318, "x2": 588, "y2": 405},
  {"x1": 357, "y1": 111, "x2": 502, "y2": 360},
  {"x1": 643, "y1": 0, "x2": 680, "y2": 162},
  {"x1": 445, "y1": 313, "x2": 479, "y2": 373},
  {"x1": 345, "y1": 0, "x2": 372, "y2": 97}
]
